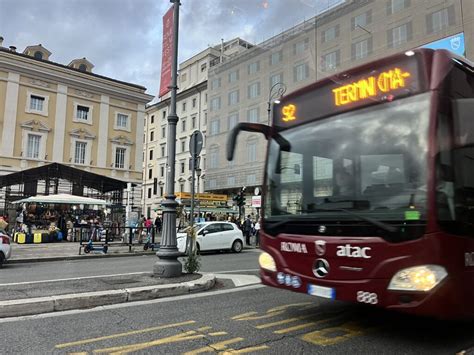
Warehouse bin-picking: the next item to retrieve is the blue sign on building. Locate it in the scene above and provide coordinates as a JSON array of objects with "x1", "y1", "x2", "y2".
[{"x1": 421, "y1": 32, "x2": 465, "y2": 57}]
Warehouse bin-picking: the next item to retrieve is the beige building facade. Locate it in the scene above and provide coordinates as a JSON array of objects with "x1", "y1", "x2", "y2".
[
  {"x1": 143, "y1": 39, "x2": 253, "y2": 217},
  {"x1": 205, "y1": 0, "x2": 474, "y2": 213},
  {"x1": 0, "y1": 41, "x2": 153, "y2": 208}
]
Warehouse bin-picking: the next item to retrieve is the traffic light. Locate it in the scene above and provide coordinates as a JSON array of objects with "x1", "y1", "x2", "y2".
[
  {"x1": 232, "y1": 190, "x2": 246, "y2": 207},
  {"x1": 238, "y1": 192, "x2": 246, "y2": 207}
]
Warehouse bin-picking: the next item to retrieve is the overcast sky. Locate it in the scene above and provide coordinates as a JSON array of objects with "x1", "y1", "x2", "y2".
[{"x1": 0, "y1": 0, "x2": 343, "y2": 99}]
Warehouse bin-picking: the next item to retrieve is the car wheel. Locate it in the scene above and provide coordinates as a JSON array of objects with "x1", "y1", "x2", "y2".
[
  {"x1": 232, "y1": 240, "x2": 243, "y2": 253},
  {"x1": 84, "y1": 246, "x2": 91, "y2": 254},
  {"x1": 0, "y1": 253, "x2": 4, "y2": 268}
]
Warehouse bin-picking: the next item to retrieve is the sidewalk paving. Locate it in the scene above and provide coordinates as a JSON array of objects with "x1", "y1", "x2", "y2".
[{"x1": 9, "y1": 242, "x2": 156, "y2": 263}]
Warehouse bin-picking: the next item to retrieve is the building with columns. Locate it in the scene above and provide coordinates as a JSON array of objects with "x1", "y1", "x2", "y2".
[{"x1": 0, "y1": 40, "x2": 153, "y2": 211}]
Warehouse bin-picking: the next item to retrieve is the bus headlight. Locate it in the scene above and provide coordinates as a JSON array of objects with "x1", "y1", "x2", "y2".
[
  {"x1": 259, "y1": 252, "x2": 277, "y2": 272},
  {"x1": 388, "y1": 265, "x2": 448, "y2": 292}
]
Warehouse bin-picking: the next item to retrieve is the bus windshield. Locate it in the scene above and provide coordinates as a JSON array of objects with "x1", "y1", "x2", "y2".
[{"x1": 265, "y1": 93, "x2": 431, "y2": 239}]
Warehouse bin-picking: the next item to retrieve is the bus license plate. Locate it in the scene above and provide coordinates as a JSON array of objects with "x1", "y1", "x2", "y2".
[{"x1": 307, "y1": 284, "x2": 336, "y2": 300}]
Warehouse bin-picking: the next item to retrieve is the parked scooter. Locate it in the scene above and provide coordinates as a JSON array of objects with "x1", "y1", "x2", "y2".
[{"x1": 84, "y1": 239, "x2": 108, "y2": 254}]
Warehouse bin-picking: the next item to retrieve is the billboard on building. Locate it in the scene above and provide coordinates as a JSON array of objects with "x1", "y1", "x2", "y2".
[
  {"x1": 159, "y1": 5, "x2": 174, "y2": 97},
  {"x1": 421, "y1": 32, "x2": 465, "y2": 57}
]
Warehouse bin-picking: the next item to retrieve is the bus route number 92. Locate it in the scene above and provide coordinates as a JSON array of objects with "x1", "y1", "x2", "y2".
[{"x1": 356, "y1": 291, "x2": 378, "y2": 305}]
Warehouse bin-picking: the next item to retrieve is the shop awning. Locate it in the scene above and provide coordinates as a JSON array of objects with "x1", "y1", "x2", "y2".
[
  {"x1": 0, "y1": 162, "x2": 128, "y2": 193},
  {"x1": 12, "y1": 193, "x2": 107, "y2": 206},
  {"x1": 183, "y1": 207, "x2": 238, "y2": 214}
]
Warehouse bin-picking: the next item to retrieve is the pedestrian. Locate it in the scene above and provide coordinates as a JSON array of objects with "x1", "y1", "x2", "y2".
[
  {"x1": 254, "y1": 218, "x2": 261, "y2": 247},
  {"x1": 154, "y1": 214, "x2": 162, "y2": 234},
  {"x1": 243, "y1": 215, "x2": 253, "y2": 246}
]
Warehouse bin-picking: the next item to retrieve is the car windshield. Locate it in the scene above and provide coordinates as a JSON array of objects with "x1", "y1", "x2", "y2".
[{"x1": 264, "y1": 93, "x2": 430, "y2": 239}]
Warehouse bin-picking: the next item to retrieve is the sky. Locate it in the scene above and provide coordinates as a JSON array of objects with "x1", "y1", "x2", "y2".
[{"x1": 0, "y1": 0, "x2": 343, "y2": 99}]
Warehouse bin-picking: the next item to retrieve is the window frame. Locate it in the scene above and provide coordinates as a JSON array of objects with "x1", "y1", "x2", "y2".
[
  {"x1": 114, "y1": 112, "x2": 131, "y2": 132},
  {"x1": 73, "y1": 102, "x2": 94, "y2": 125},
  {"x1": 26, "y1": 91, "x2": 49, "y2": 116}
]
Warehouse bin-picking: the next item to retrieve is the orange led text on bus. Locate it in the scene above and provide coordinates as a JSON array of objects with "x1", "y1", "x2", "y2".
[
  {"x1": 281, "y1": 104, "x2": 297, "y2": 122},
  {"x1": 332, "y1": 68, "x2": 411, "y2": 106}
]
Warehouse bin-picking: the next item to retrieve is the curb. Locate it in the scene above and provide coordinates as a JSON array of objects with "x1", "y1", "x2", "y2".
[
  {"x1": 8, "y1": 251, "x2": 156, "y2": 264},
  {"x1": 0, "y1": 274, "x2": 216, "y2": 318}
]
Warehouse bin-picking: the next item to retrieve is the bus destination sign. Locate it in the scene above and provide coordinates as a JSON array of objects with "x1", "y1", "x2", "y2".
[
  {"x1": 274, "y1": 54, "x2": 424, "y2": 128},
  {"x1": 332, "y1": 67, "x2": 411, "y2": 106}
]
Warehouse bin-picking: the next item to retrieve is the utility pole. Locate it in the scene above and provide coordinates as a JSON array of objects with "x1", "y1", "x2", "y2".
[{"x1": 154, "y1": 0, "x2": 182, "y2": 277}]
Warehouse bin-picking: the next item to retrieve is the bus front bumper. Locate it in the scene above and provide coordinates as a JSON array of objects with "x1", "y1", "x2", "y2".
[{"x1": 260, "y1": 268, "x2": 467, "y2": 319}]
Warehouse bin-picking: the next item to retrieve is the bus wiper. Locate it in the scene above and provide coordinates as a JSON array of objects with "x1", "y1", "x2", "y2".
[
  {"x1": 265, "y1": 214, "x2": 322, "y2": 230},
  {"x1": 302, "y1": 208, "x2": 397, "y2": 233}
]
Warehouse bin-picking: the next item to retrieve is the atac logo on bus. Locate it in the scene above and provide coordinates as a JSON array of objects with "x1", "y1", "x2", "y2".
[
  {"x1": 336, "y1": 244, "x2": 371, "y2": 259},
  {"x1": 332, "y1": 67, "x2": 411, "y2": 106}
]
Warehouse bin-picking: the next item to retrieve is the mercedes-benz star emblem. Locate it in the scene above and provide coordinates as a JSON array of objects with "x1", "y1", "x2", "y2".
[
  {"x1": 313, "y1": 258, "x2": 330, "y2": 278},
  {"x1": 315, "y1": 240, "x2": 326, "y2": 256}
]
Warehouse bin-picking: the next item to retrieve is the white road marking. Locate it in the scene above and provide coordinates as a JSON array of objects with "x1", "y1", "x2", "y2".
[
  {"x1": 210, "y1": 273, "x2": 261, "y2": 287},
  {"x1": 0, "y1": 284, "x2": 266, "y2": 323}
]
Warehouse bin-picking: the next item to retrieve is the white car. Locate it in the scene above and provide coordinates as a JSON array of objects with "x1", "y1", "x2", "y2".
[
  {"x1": 0, "y1": 231, "x2": 12, "y2": 267},
  {"x1": 177, "y1": 222, "x2": 244, "y2": 254}
]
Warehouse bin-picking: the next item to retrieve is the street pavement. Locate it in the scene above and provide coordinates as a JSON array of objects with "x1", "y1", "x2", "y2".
[
  {"x1": 1, "y1": 284, "x2": 473, "y2": 354},
  {"x1": 0, "y1": 247, "x2": 261, "y2": 318}
]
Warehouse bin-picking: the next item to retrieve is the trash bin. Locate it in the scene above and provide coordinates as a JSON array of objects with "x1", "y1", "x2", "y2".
[
  {"x1": 16, "y1": 233, "x2": 26, "y2": 244},
  {"x1": 34, "y1": 233, "x2": 42, "y2": 243}
]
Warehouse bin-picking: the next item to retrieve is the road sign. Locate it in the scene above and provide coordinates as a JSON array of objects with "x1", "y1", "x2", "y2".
[
  {"x1": 189, "y1": 130, "x2": 203, "y2": 156},
  {"x1": 252, "y1": 196, "x2": 262, "y2": 208},
  {"x1": 254, "y1": 187, "x2": 260, "y2": 196}
]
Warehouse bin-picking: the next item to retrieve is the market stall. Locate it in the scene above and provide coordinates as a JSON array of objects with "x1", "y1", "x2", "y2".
[{"x1": 12, "y1": 194, "x2": 108, "y2": 244}]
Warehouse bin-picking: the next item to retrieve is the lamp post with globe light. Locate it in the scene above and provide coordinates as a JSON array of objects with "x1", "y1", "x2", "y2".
[{"x1": 267, "y1": 82, "x2": 287, "y2": 125}]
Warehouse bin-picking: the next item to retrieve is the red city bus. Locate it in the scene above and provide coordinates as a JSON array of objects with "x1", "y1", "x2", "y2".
[{"x1": 227, "y1": 48, "x2": 474, "y2": 319}]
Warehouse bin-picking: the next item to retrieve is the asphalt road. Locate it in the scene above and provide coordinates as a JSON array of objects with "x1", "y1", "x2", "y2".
[
  {"x1": 0, "y1": 249, "x2": 261, "y2": 284},
  {"x1": 1, "y1": 284, "x2": 474, "y2": 354}
]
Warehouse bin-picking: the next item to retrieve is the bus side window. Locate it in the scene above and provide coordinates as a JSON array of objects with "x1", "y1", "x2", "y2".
[{"x1": 445, "y1": 64, "x2": 474, "y2": 233}]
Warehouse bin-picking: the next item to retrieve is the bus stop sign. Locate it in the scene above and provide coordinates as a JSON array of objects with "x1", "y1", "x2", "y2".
[{"x1": 189, "y1": 130, "x2": 203, "y2": 157}]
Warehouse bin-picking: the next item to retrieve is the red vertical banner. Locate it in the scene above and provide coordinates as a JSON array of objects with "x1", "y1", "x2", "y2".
[{"x1": 159, "y1": 5, "x2": 174, "y2": 97}]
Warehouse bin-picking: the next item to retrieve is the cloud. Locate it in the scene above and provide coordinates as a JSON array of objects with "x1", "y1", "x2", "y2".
[{"x1": 0, "y1": 0, "x2": 341, "y2": 97}]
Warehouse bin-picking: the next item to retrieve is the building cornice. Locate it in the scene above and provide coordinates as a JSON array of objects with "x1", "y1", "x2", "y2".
[{"x1": 0, "y1": 49, "x2": 154, "y2": 104}]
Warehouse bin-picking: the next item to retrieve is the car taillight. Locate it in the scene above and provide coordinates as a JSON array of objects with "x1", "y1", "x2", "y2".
[{"x1": 1, "y1": 236, "x2": 10, "y2": 244}]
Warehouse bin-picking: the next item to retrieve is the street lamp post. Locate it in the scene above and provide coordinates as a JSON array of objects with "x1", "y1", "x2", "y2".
[
  {"x1": 154, "y1": 0, "x2": 182, "y2": 278},
  {"x1": 267, "y1": 82, "x2": 287, "y2": 125},
  {"x1": 196, "y1": 167, "x2": 202, "y2": 221}
]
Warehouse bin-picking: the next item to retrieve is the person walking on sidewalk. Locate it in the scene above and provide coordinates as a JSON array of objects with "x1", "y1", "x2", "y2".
[
  {"x1": 243, "y1": 215, "x2": 253, "y2": 246},
  {"x1": 254, "y1": 218, "x2": 261, "y2": 247},
  {"x1": 154, "y1": 215, "x2": 162, "y2": 234}
]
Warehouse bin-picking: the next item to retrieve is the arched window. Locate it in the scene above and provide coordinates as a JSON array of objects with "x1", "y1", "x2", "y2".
[
  {"x1": 79, "y1": 64, "x2": 87, "y2": 71},
  {"x1": 34, "y1": 51, "x2": 43, "y2": 60}
]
